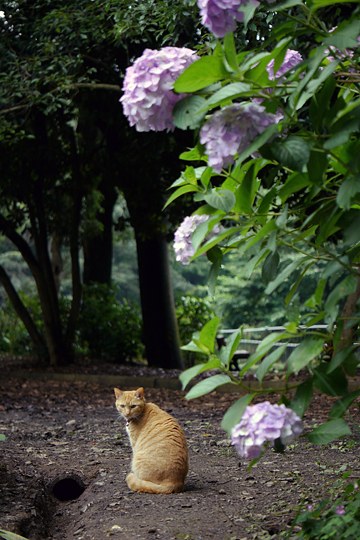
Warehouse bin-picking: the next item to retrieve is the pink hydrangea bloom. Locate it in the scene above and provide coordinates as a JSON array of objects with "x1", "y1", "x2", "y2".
[
  {"x1": 198, "y1": 0, "x2": 259, "y2": 38},
  {"x1": 231, "y1": 401, "x2": 303, "y2": 459},
  {"x1": 335, "y1": 505, "x2": 346, "y2": 516},
  {"x1": 267, "y1": 49, "x2": 303, "y2": 80},
  {"x1": 174, "y1": 215, "x2": 218, "y2": 265},
  {"x1": 199, "y1": 102, "x2": 277, "y2": 172},
  {"x1": 120, "y1": 47, "x2": 198, "y2": 132}
]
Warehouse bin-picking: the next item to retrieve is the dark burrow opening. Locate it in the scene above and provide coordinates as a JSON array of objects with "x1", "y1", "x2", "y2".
[{"x1": 51, "y1": 474, "x2": 86, "y2": 502}]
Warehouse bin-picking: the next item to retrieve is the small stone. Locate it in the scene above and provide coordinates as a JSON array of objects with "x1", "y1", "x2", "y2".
[{"x1": 108, "y1": 525, "x2": 123, "y2": 535}]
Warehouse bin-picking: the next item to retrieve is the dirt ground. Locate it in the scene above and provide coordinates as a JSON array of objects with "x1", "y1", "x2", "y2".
[{"x1": 1, "y1": 358, "x2": 359, "y2": 540}]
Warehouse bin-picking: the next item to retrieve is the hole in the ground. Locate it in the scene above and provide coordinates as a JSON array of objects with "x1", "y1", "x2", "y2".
[{"x1": 51, "y1": 475, "x2": 85, "y2": 502}]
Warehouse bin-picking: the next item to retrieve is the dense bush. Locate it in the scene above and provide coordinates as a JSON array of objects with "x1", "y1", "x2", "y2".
[
  {"x1": 0, "y1": 285, "x2": 145, "y2": 363},
  {"x1": 176, "y1": 294, "x2": 215, "y2": 366},
  {"x1": 0, "y1": 298, "x2": 31, "y2": 354},
  {"x1": 290, "y1": 477, "x2": 360, "y2": 539},
  {"x1": 78, "y1": 283, "x2": 144, "y2": 362}
]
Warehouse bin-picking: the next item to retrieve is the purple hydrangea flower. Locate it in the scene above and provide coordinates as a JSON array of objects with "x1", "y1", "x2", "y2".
[
  {"x1": 120, "y1": 47, "x2": 198, "y2": 132},
  {"x1": 267, "y1": 49, "x2": 303, "y2": 80},
  {"x1": 199, "y1": 102, "x2": 277, "y2": 172},
  {"x1": 174, "y1": 215, "x2": 217, "y2": 265},
  {"x1": 198, "y1": 0, "x2": 259, "y2": 38},
  {"x1": 335, "y1": 505, "x2": 346, "y2": 516},
  {"x1": 231, "y1": 401, "x2": 303, "y2": 459}
]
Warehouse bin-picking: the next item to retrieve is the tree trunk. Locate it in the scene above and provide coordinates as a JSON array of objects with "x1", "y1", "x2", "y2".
[
  {"x1": 0, "y1": 265, "x2": 48, "y2": 359},
  {"x1": 135, "y1": 232, "x2": 183, "y2": 369},
  {"x1": 83, "y1": 181, "x2": 117, "y2": 285}
]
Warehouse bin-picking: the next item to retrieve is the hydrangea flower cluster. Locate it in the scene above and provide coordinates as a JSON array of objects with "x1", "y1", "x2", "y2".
[
  {"x1": 199, "y1": 102, "x2": 277, "y2": 172},
  {"x1": 198, "y1": 0, "x2": 259, "y2": 38},
  {"x1": 267, "y1": 49, "x2": 303, "y2": 80},
  {"x1": 231, "y1": 401, "x2": 303, "y2": 459},
  {"x1": 120, "y1": 47, "x2": 198, "y2": 132},
  {"x1": 174, "y1": 215, "x2": 212, "y2": 265}
]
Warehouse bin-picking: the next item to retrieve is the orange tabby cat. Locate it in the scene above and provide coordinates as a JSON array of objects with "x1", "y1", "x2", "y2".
[{"x1": 114, "y1": 387, "x2": 189, "y2": 494}]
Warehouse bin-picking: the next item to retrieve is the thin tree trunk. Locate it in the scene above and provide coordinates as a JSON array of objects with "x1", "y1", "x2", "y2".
[
  {"x1": 0, "y1": 265, "x2": 48, "y2": 359},
  {"x1": 50, "y1": 234, "x2": 63, "y2": 295},
  {"x1": 135, "y1": 232, "x2": 183, "y2": 369}
]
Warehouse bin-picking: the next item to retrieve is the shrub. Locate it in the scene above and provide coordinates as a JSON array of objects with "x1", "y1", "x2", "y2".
[
  {"x1": 77, "y1": 283, "x2": 144, "y2": 362},
  {"x1": 289, "y1": 478, "x2": 360, "y2": 539},
  {"x1": 0, "y1": 299, "x2": 31, "y2": 354},
  {"x1": 176, "y1": 294, "x2": 215, "y2": 367}
]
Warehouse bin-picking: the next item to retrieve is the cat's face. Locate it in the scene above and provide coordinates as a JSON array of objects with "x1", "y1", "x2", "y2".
[{"x1": 114, "y1": 387, "x2": 146, "y2": 422}]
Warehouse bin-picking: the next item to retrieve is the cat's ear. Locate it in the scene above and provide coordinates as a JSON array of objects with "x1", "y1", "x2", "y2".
[
  {"x1": 114, "y1": 388, "x2": 122, "y2": 399},
  {"x1": 135, "y1": 387, "x2": 145, "y2": 400}
]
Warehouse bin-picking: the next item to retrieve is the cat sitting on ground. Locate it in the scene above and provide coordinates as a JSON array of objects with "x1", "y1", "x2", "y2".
[{"x1": 114, "y1": 387, "x2": 189, "y2": 494}]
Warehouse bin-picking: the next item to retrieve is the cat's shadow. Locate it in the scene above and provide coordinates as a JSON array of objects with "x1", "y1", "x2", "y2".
[{"x1": 183, "y1": 481, "x2": 201, "y2": 493}]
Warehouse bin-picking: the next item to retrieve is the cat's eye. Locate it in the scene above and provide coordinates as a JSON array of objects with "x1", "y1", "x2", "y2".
[
  {"x1": 119, "y1": 405, "x2": 125, "y2": 408},
  {"x1": 130, "y1": 405, "x2": 137, "y2": 409}
]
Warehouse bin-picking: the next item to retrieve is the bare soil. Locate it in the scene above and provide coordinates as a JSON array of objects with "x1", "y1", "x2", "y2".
[{"x1": 1, "y1": 358, "x2": 359, "y2": 540}]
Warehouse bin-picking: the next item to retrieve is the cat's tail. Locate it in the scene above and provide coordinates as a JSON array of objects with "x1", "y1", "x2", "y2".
[{"x1": 126, "y1": 472, "x2": 184, "y2": 494}]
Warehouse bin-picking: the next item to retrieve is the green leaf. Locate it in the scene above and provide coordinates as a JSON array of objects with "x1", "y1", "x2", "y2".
[
  {"x1": 307, "y1": 418, "x2": 351, "y2": 444},
  {"x1": 290, "y1": 378, "x2": 314, "y2": 417},
  {"x1": 285, "y1": 262, "x2": 314, "y2": 306},
  {"x1": 0, "y1": 531, "x2": 30, "y2": 540},
  {"x1": 174, "y1": 56, "x2": 228, "y2": 93},
  {"x1": 180, "y1": 145, "x2": 204, "y2": 161},
  {"x1": 207, "y1": 82, "x2": 251, "y2": 108},
  {"x1": 240, "y1": 332, "x2": 291, "y2": 375},
  {"x1": 309, "y1": 76, "x2": 336, "y2": 131},
  {"x1": 278, "y1": 172, "x2": 310, "y2": 202},
  {"x1": 323, "y1": 19, "x2": 360, "y2": 50},
  {"x1": 219, "y1": 329, "x2": 243, "y2": 369},
  {"x1": 199, "y1": 316, "x2": 221, "y2": 353},
  {"x1": 327, "y1": 346, "x2": 355, "y2": 374},
  {"x1": 243, "y1": 220, "x2": 278, "y2": 253},
  {"x1": 241, "y1": 0, "x2": 259, "y2": 28},
  {"x1": 336, "y1": 175, "x2": 360, "y2": 210},
  {"x1": 271, "y1": 137, "x2": 311, "y2": 172},
  {"x1": 287, "y1": 336, "x2": 325, "y2": 374},
  {"x1": 200, "y1": 167, "x2": 213, "y2": 189},
  {"x1": 256, "y1": 344, "x2": 288, "y2": 382},
  {"x1": 221, "y1": 394, "x2": 255, "y2": 433},
  {"x1": 325, "y1": 275, "x2": 358, "y2": 315},
  {"x1": 173, "y1": 96, "x2": 207, "y2": 130},
  {"x1": 330, "y1": 389, "x2": 360, "y2": 419},
  {"x1": 192, "y1": 218, "x2": 213, "y2": 252},
  {"x1": 181, "y1": 339, "x2": 209, "y2": 354},
  {"x1": 208, "y1": 250, "x2": 222, "y2": 295},
  {"x1": 203, "y1": 189, "x2": 236, "y2": 212},
  {"x1": 268, "y1": 0, "x2": 303, "y2": 10},
  {"x1": 310, "y1": 0, "x2": 359, "y2": 10},
  {"x1": 179, "y1": 357, "x2": 222, "y2": 390},
  {"x1": 163, "y1": 184, "x2": 199, "y2": 209},
  {"x1": 185, "y1": 374, "x2": 232, "y2": 399},
  {"x1": 235, "y1": 164, "x2": 258, "y2": 213},
  {"x1": 265, "y1": 256, "x2": 310, "y2": 295},
  {"x1": 308, "y1": 150, "x2": 328, "y2": 185},
  {"x1": 262, "y1": 250, "x2": 280, "y2": 284},
  {"x1": 0, "y1": 434, "x2": 6, "y2": 441},
  {"x1": 223, "y1": 33, "x2": 238, "y2": 71},
  {"x1": 237, "y1": 124, "x2": 279, "y2": 165},
  {"x1": 314, "y1": 365, "x2": 348, "y2": 396},
  {"x1": 194, "y1": 226, "x2": 239, "y2": 258},
  {"x1": 288, "y1": 47, "x2": 330, "y2": 110}
]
